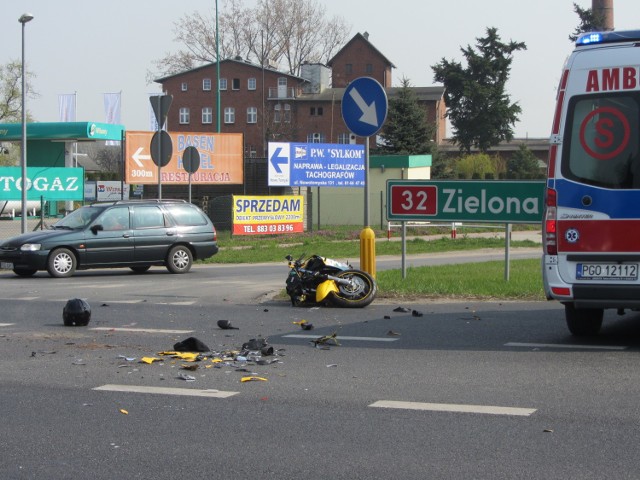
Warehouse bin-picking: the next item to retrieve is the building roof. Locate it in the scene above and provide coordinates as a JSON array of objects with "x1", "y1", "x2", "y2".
[
  {"x1": 327, "y1": 32, "x2": 396, "y2": 68},
  {"x1": 154, "y1": 57, "x2": 308, "y2": 84}
]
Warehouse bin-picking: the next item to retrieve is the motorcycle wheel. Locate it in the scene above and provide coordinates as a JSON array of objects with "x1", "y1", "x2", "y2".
[{"x1": 330, "y1": 269, "x2": 377, "y2": 308}]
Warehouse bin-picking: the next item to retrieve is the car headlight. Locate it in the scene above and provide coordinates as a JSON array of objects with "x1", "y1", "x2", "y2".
[{"x1": 20, "y1": 243, "x2": 42, "y2": 252}]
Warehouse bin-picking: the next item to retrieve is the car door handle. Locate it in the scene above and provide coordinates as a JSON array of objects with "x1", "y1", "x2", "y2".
[
  {"x1": 166, "y1": 230, "x2": 176, "y2": 236},
  {"x1": 123, "y1": 234, "x2": 131, "y2": 238}
]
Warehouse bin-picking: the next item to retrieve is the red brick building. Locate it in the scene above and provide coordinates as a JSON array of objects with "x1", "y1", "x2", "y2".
[{"x1": 155, "y1": 33, "x2": 447, "y2": 157}]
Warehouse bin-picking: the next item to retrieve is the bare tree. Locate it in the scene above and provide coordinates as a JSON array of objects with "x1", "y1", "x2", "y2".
[
  {"x1": 0, "y1": 60, "x2": 38, "y2": 123},
  {"x1": 148, "y1": 0, "x2": 351, "y2": 80}
]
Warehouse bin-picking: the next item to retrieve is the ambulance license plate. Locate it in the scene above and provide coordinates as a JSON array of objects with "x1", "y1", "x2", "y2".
[{"x1": 577, "y1": 263, "x2": 638, "y2": 281}]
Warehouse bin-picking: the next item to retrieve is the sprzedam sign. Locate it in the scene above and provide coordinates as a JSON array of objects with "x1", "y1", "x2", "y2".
[{"x1": 232, "y1": 195, "x2": 304, "y2": 235}]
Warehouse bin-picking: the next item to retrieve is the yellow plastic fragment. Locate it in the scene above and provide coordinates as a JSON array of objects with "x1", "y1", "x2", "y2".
[
  {"x1": 211, "y1": 358, "x2": 223, "y2": 363},
  {"x1": 140, "y1": 357, "x2": 162, "y2": 364},
  {"x1": 241, "y1": 376, "x2": 268, "y2": 383},
  {"x1": 292, "y1": 320, "x2": 308, "y2": 325},
  {"x1": 157, "y1": 351, "x2": 199, "y2": 361},
  {"x1": 119, "y1": 409, "x2": 129, "y2": 415}
]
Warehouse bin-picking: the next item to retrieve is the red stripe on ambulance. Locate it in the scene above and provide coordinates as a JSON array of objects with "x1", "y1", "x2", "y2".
[{"x1": 558, "y1": 219, "x2": 640, "y2": 252}]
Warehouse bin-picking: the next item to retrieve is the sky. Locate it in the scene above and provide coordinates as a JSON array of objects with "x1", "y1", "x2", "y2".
[{"x1": 2, "y1": 0, "x2": 639, "y2": 139}]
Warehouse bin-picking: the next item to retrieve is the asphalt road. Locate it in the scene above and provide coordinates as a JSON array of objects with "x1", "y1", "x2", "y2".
[{"x1": 2, "y1": 257, "x2": 640, "y2": 479}]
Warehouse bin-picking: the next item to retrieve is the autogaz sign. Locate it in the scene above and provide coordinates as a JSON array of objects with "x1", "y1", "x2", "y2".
[
  {"x1": 0, "y1": 167, "x2": 84, "y2": 201},
  {"x1": 387, "y1": 180, "x2": 545, "y2": 223}
]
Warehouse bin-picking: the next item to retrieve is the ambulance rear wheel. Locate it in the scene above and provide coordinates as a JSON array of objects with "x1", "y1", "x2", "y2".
[{"x1": 564, "y1": 303, "x2": 603, "y2": 336}]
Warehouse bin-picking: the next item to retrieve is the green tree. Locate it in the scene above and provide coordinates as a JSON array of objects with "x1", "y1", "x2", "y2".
[
  {"x1": 507, "y1": 144, "x2": 544, "y2": 179},
  {"x1": 456, "y1": 153, "x2": 495, "y2": 179},
  {"x1": 432, "y1": 27, "x2": 526, "y2": 154},
  {"x1": 569, "y1": 3, "x2": 606, "y2": 42},
  {"x1": 378, "y1": 77, "x2": 434, "y2": 155},
  {"x1": 430, "y1": 152, "x2": 456, "y2": 179}
]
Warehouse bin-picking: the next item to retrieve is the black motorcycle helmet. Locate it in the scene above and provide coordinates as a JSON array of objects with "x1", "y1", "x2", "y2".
[{"x1": 63, "y1": 298, "x2": 91, "y2": 326}]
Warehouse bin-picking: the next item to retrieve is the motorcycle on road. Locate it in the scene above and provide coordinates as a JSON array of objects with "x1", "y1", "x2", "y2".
[{"x1": 285, "y1": 254, "x2": 377, "y2": 308}]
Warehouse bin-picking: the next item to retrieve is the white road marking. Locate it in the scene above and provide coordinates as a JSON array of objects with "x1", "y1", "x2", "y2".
[
  {"x1": 283, "y1": 334, "x2": 399, "y2": 342},
  {"x1": 93, "y1": 384, "x2": 238, "y2": 398},
  {"x1": 13, "y1": 297, "x2": 40, "y2": 301},
  {"x1": 78, "y1": 284, "x2": 128, "y2": 289},
  {"x1": 0, "y1": 323, "x2": 15, "y2": 327},
  {"x1": 156, "y1": 301, "x2": 196, "y2": 306},
  {"x1": 505, "y1": 342, "x2": 627, "y2": 351},
  {"x1": 90, "y1": 327, "x2": 193, "y2": 334},
  {"x1": 369, "y1": 400, "x2": 536, "y2": 416}
]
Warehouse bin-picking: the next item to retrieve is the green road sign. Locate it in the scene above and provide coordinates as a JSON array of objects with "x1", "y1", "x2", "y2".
[{"x1": 386, "y1": 180, "x2": 545, "y2": 223}]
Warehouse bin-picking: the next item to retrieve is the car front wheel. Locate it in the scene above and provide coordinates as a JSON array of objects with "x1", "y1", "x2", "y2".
[
  {"x1": 166, "y1": 245, "x2": 192, "y2": 274},
  {"x1": 47, "y1": 248, "x2": 77, "y2": 278}
]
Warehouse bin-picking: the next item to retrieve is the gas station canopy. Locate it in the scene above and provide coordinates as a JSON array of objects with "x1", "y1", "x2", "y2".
[{"x1": 0, "y1": 122, "x2": 124, "y2": 142}]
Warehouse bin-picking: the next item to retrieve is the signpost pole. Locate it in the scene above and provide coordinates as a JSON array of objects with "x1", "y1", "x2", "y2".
[{"x1": 504, "y1": 223, "x2": 511, "y2": 281}]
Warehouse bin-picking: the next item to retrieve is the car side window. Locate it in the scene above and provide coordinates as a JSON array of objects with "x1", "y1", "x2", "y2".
[
  {"x1": 133, "y1": 206, "x2": 166, "y2": 229},
  {"x1": 165, "y1": 204, "x2": 208, "y2": 226},
  {"x1": 100, "y1": 207, "x2": 130, "y2": 231}
]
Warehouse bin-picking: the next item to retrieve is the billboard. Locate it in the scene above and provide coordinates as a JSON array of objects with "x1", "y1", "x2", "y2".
[
  {"x1": 268, "y1": 142, "x2": 365, "y2": 187},
  {"x1": 232, "y1": 195, "x2": 304, "y2": 235},
  {"x1": 125, "y1": 131, "x2": 243, "y2": 185}
]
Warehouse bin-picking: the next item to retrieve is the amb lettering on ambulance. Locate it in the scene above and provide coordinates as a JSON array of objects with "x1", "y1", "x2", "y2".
[
  {"x1": 232, "y1": 195, "x2": 304, "y2": 236},
  {"x1": 542, "y1": 29, "x2": 640, "y2": 336}
]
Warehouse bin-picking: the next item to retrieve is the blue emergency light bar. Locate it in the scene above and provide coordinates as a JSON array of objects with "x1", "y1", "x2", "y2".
[{"x1": 576, "y1": 30, "x2": 640, "y2": 46}]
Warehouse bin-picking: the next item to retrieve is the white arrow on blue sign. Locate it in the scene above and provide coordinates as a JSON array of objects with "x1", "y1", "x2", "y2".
[{"x1": 341, "y1": 77, "x2": 388, "y2": 138}]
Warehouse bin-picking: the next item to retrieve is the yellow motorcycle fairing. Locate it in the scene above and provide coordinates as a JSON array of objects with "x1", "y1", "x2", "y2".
[{"x1": 316, "y1": 279, "x2": 339, "y2": 302}]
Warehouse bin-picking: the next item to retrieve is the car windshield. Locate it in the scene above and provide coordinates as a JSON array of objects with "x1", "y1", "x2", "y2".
[{"x1": 53, "y1": 206, "x2": 106, "y2": 229}]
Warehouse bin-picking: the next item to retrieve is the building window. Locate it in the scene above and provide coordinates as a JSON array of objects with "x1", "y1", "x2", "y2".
[
  {"x1": 345, "y1": 64, "x2": 352, "y2": 74},
  {"x1": 310, "y1": 106, "x2": 323, "y2": 116},
  {"x1": 337, "y1": 133, "x2": 350, "y2": 144},
  {"x1": 232, "y1": 78, "x2": 240, "y2": 90},
  {"x1": 224, "y1": 107, "x2": 235, "y2": 124},
  {"x1": 203, "y1": 78, "x2": 211, "y2": 91},
  {"x1": 219, "y1": 78, "x2": 227, "y2": 90},
  {"x1": 248, "y1": 145, "x2": 257, "y2": 158},
  {"x1": 247, "y1": 107, "x2": 257, "y2": 124},
  {"x1": 181, "y1": 82, "x2": 188, "y2": 92},
  {"x1": 179, "y1": 107, "x2": 190, "y2": 124},
  {"x1": 283, "y1": 103, "x2": 291, "y2": 123},
  {"x1": 307, "y1": 133, "x2": 325, "y2": 143},
  {"x1": 202, "y1": 107, "x2": 212, "y2": 124},
  {"x1": 274, "y1": 104, "x2": 281, "y2": 123},
  {"x1": 365, "y1": 64, "x2": 373, "y2": 74},
  {"x1": 248, "y1": 78, "x2": 256, "y2": 90}
]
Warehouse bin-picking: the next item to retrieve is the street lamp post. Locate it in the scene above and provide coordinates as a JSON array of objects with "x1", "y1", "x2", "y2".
[{"x1": 19, "y1": 13, "x2": 34, "y2": 234}]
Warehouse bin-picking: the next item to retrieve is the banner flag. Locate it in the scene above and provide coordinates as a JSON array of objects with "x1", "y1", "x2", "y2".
[
  {"x1": 104, "y1": 92, "x2": 122, "y2": 145},
  {"x1": 58, "y1": 93, "x2": 76, "y2": 122}
]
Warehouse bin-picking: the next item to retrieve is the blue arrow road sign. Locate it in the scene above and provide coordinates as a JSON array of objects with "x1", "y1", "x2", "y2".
[
  {"x1": 270, "y1": 146, "x2": 288, "y2": 174},
  {"x1": 341, "y1": 77, "x2": 388, "y2": 137}
]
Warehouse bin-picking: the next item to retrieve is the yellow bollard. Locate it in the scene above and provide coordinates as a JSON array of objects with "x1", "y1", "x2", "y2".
[{"x1": 360, "y1": 226, "x2": 376, "y2": 278}]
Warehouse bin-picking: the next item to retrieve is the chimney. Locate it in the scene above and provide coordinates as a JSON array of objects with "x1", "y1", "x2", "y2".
[
  {"x1": 363, "y1": 31, "x2": 369, "y2": 40},
  {"x1": 592, "y1": 0, "x2": 614, "y2": 31}
]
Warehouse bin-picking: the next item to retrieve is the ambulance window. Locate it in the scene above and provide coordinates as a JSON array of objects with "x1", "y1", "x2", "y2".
[{"x1": 563, "y1": 94, "x2": 640, "y2": 188}]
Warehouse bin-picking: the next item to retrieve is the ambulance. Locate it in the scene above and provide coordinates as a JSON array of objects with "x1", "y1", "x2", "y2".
[{"x1": 543, "y1": 30, "x2": 640, "y2": 336}]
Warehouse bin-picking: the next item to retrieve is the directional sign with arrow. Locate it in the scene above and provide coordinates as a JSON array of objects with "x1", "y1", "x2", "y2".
[
  {"x1": 270, "y1": 147, "x2": 288, "y2": 174},
  {"x1": 268, "y1": 142, "x2": 291, "y2": 186},
  {"x1": 132, "y1": 147, "x2": 151, "y2": 168},
  {"x1": 341, "y1": 77, "x2": 388, "y2": 138}
]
